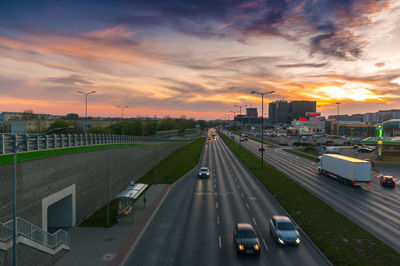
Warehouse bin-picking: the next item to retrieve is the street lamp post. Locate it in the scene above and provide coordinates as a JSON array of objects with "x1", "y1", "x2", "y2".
[
  {"x1": 116, "y1": 105, "x2": 129, "y2": 135},
  {"x1": 12, "y1": 127, "x2": 72, "y2": 266},
  {"x1": 251, "y1": 90, "x2": 275, "y2": 168},
  {"x1": 234, "y1": 104, "x2": 247, "y2": 148},
  {"x1": 77, "y1": 90, "x2": 96, "y2": 132}
]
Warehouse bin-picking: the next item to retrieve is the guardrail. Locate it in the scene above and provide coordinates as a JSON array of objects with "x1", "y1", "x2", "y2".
[
  {"x1": 0, "y1": 217, "x2": 70, "y2": 250},
  {"x1": 0, "y1": 133, "x2": 186, "y2": 155}
]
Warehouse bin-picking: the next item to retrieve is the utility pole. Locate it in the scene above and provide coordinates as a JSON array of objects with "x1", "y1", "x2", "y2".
[
  {"x1": 234, "y1": 104, "x2": 247, "y2": 148},
  {"x1": 251, "y1": 90, "x2": 275, "y2": 168},
  {"x1": 77, "y1": 90, "x2": 96, "y2": 132}
]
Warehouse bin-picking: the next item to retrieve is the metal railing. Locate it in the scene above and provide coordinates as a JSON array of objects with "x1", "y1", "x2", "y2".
[
  {"x1": 0, "y1": 133, "x2": 186, "y2": 154},
  {"x1": 0, "y1": 217, "x2": 70, "y2": 249}
]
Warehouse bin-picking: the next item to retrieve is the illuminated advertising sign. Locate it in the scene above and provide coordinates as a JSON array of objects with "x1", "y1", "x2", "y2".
[{"x1": 306, "y1": 112, "x2": 321, "y2": 117}]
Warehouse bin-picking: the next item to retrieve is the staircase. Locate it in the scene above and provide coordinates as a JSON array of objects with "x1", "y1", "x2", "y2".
[{"x1": 0, "y1": 217, "x2": 70, "y2": 255}]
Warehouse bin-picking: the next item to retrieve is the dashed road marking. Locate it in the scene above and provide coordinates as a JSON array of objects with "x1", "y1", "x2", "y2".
[
  {"x1": 252, "y1": 217, "x2": 257, "y2": 226},
  {"x1": 219, "y1": 236, "x2": 222, "y2": 248},
  {"x1": 214, "y1": 184, "x2": 216, "y2": 189},
  {"x1": 262, "y1": 238, "x2": 269, "y2": 251},
  {"x1": 216, "y1": 202, "x2": 219, "y2": 209},
  {"x1": 241, "y1": 192, "x2": 244, "y2": 198},
  {"x1": 384, "y1": 219, "x2": 400, "y2": 230},
  {"x1": 245, "y1": 203, "x2": 250, "y2": 209}
]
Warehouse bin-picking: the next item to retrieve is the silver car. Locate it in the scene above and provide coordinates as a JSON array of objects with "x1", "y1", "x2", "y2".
[
  {"x1": 198, "y1": 167, "x2": 210, "y2": 178},
  {"x1": 269, "y1": 216, "x2": 300, "y2": 246}
]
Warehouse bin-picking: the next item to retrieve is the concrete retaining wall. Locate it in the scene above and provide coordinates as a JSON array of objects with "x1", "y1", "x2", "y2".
[{"x1": 0, "y1": 143, "x2": 184, "y2": 265}]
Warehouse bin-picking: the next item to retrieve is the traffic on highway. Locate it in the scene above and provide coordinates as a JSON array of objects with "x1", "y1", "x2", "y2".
[
  {"x1": 227, "y1": 130, "x2": 400, "y2": 253},
  {"x1": 126, "y1": 130, "x2": 329, "y2": 265}
]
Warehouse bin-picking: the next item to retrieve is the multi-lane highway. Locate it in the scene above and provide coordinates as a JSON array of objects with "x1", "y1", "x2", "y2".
[
  {"x1": 235, "y1": 133, "x2": 400, "y2": 253},
  {"x1": 124, "y1": 135, "x2": 329, "y2": 265}
]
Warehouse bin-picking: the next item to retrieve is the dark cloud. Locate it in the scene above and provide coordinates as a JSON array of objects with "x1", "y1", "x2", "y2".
[{"x1": 42, "y1": 75, "x2": 93, "y2": 86}]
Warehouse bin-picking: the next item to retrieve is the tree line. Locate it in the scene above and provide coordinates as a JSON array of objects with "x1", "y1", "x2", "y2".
[{"x1": 47, "y1": 117, "x2": 216, "y2": 136}]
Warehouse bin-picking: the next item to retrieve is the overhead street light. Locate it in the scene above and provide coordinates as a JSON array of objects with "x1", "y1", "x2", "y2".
[
  {"x1": 12, "y1": 126, "x2": 74, "y2": 266},
  {"x1": 251, "y1": 90, "x2": 275, "y2": 168},
  {"x1": 77, "y1": 90, "x2": 96, "y2": 132},
  {"x1": 116, "y1": 105, "x2": 129, "y2": 120}
]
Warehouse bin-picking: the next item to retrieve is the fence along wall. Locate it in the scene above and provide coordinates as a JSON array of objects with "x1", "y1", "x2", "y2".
[{"x1": 0, "y1": 133, "x2": 182, "y2": 154}]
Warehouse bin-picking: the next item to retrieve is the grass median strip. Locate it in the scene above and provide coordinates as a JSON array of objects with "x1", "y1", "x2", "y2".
[
  {"x1": 219, "y1": 132, "x2": 399, "y2": 266},
  {"x1": 0, "y1": 142, "x2": 179, "y2": 165},
  {"x1": 283, "y1": 149, "x2": 318, "y2": 162},
  {"x1": 137, "y1": 137, "x2": 205, "y2": 184}
]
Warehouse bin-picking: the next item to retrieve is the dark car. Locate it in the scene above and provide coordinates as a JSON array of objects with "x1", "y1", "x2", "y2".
[
  {"x1": 198, "y1": 167, "x2": 210, "y2": 178},
  {"x1": 269, "y1": 216, "x2": 300, "y2": 246},
  {"x1": 380, "y1": 175, "x2": 395, "y2": 188},
  {"x1": 353, "y1": 145, "x2": 358, "y2": 149},
  {"x1": 259, "y1": 147, "x2": 265, "y2": 152},
  {"x1": 324, "y1": 140, "x2": 334, "y2": 145},
  {"x1": 234, "y1": 223, "x2": 260, "y2": 255},
  {"x1": 358, "y1": 147, "x2": 373, "y2": 153}
]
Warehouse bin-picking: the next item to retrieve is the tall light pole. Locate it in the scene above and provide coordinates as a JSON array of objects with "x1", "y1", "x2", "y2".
[
  {"x1": 234, "y1": 104, "x2": 247, "y2": 148},
  {"x1": 116, "y1": 105, "x2": 129, "y2": 120},
  {"x1": 116, "y1": 105, "x2": 129, "y2": 135},
  {"x1": 251, "y1": 90, "x2": 275, "y2": 168},
  {"x1": 77, "y1": 90, "x2": 96, "y2": 132}
]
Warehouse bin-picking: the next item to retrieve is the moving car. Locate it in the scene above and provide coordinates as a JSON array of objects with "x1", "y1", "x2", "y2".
[
  {"x1": 258, "y1": 146, "x2": 265, "y2": 152},
  {"x1": 234, "y1": 223, "x2": 260, "y2": 255},
  {"x1": 358, "y1": 147, "x2": 373, "y2": 153},
  {"x1": 269, "y1": 216, "x2": 300, "y2": 246},
  {"x1": 198, "y1": 167, "x2": 210, "y2": 178},
  {"x1": 380, "y1": 175, "x2": 395, "y2": 188}
]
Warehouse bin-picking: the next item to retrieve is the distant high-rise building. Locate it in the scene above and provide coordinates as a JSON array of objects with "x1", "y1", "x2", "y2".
[
  {"x1": 268, "y1": 102, "x2": 276, "y2": 124},
  {"x1": 290, "y1": 101, "x2": 316, "y2": 121},
  {"x1": 275, "y1": 101, "x2": 291, "y2": 124},
  {"x1": 246, "y1": 108, "x2": 258, "y2": 117}
]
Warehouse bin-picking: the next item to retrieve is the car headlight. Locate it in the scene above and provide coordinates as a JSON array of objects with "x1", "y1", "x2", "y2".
[
  {"x1": 238, "y1": 244, "x2": 244, "y2": 251},
  {"x1": 296, "y1": 238, "x2": 300, "y2": 244},
  {"x1": 278, "y1": 238, "x2": 284, "y2": 244},
  {"x1": 254, "y1": 244, "x2": 259, "y2": 251}
]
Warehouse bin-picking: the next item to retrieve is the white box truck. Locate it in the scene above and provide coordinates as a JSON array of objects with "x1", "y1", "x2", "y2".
[{"x1": 318, "y1": 154, "x2": 371, "y2": 187}]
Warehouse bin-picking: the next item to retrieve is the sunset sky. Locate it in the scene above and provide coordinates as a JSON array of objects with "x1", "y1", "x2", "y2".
[{"x1": 1, "y1": 0, "x2": 400, "y2": 120}]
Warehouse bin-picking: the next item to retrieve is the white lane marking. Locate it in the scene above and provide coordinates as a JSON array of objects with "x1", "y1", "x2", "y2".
[
  {"x1": 252, "y1": 217, "x2": 257, "y2": 226},
  {"x1": 217, "y1": 216, "x2": 220, "y2": 225},
  {"x1": 219, "y1": 236, "x2": 222, "y2": 248},
  {"x1": 241, "y1": 192, "x2": 244, "y2": 198},
  {"x1": 384, "y1": 219, "x2": 400, "y2": 230},
  {"x1": 214, "y1": 184, "x2": 216, "y2": 189},
  {"x1": 359, "y1": 205, "x2": 369, "y2": 212},
  {"x1": 216, "y1": 202, "x2": 219, "y2": 209},
  {"x1": 262, "y1": 238, "x2": 269, "y2": 251},
  {"x1": 214, "y1": 178, "x2": 216, "y2": 183},
  {"x1": 245, "y1": 203, "x2": 250, "y2": 210},
  {"x1": 214, "y1": 172, "x2": 216, "y2": 176}
]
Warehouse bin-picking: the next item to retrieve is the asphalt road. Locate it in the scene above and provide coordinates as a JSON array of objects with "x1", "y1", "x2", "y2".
[
  {"x1": 124, "y1": 135, "x2": 330, "y2": 265},
  {"x1": 233, "y1": 133, "x2": 400, "y2": 253}
]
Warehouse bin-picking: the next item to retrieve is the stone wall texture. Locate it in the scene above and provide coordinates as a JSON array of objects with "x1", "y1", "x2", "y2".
[{"x1": 0, "y1": 142, "x2": 184, "y2": 265}]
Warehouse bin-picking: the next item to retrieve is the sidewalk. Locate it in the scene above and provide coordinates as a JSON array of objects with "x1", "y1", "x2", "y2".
[{"x1": 55, "y1": 184, "x2": 170, "y2": 266}]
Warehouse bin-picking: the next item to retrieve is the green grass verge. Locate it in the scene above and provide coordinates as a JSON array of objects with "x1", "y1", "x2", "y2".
[
  {"x1": 80, "y1": 199, "x2": 120, "y2": 227},
  {"x1": 219, "y1": 132, "x2": 400, "y2": 266},
  {"x1": 0, "y1": 142, "x2": 179, "y2": 165},
  {"x1": 137, "y1": 137, "x2": 205, "y2": 184},
  {"x1": 283, "y1": 149, "x2": 319, "y2": 162}
]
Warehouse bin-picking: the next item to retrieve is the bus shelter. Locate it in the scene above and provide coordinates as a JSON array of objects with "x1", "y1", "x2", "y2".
[{"x1": 115, "y1": 183, "x2": 148, "y2": 223}]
